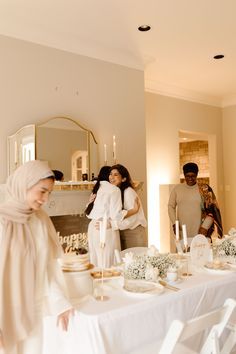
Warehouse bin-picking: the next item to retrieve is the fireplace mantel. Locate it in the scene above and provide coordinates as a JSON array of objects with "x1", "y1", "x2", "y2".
[{"x1": 0, "y1": 184, "x2": 91, "y2": 217}]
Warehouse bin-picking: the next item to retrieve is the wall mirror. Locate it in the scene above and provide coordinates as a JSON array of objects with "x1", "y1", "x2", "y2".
[{"x1": 7, "y1": 116, "x2": 98, "y2": 181}]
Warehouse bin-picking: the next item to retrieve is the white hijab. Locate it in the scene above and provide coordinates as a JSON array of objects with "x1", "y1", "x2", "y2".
[{"x1": 0, "y1": 160, "x2": 61, "y2": 352}]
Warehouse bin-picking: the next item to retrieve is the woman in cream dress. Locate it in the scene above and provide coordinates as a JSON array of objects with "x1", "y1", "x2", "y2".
[
  {"x1": 109, "y1": 164, "x2": 147, "y2": 250},
  {"x1": 0, "y1": 160, "x2": 73, "y2": 354}
]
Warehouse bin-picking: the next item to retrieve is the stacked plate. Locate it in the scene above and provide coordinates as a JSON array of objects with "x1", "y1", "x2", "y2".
[{"x1": 58, "y1": 252, "x2": 90, "y2": 272}]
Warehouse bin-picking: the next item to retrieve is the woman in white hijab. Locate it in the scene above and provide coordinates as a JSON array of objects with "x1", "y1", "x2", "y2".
[{"x1": 0, "y1": 160, "x2": 74, "y2": 354}]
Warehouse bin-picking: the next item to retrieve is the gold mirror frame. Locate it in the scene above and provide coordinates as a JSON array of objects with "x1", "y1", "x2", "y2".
[{"x1": 7, "y1": 116, "x2": 98, "y2": 181}]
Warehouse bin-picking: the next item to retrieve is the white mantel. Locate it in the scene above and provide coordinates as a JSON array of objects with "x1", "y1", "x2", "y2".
[{"x1": 0, "y1": 184, "x2": 91, "y2": 216}]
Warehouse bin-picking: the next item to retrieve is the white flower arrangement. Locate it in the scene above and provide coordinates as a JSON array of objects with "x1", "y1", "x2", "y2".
[
  {"x1": 124, "y1": 253, "x2": 177, "y2": 280},
  {"x1": 217, "y1": 235, "x2": 236, "y2": 263}
]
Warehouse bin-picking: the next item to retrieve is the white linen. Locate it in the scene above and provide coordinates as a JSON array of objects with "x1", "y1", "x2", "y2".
[{"x1": 43, "y1": 270, "x2": 236, "y2": 354}]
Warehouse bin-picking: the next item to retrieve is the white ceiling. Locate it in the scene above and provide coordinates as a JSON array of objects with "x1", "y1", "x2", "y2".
[{"x1": 0, "y1": 0, "x2": 236, "y2": 107}]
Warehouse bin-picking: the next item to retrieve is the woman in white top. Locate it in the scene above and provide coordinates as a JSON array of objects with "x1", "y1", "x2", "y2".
[
  {"x1": 86, "y1": 166, "x2": 139, "y2": 267},
  {"x1": 109, "y1": 164, "x2": 147, "y2": 250},
  {"x1": 0, "y1": 160, "x2": 73, "y2": 354}
]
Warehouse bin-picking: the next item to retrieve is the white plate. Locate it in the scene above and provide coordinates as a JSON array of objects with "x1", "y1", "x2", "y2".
[
  {"x1": 123, "y1": 280, "x2": 164, "y2": 297},
  {"x1": 204, "y1": 262, "x2": 233, "y2": 274}
]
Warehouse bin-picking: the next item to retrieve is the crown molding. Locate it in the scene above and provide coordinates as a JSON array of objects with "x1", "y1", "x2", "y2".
[{"x1": 145, "y1": 79, "x2": 222, "y2": 107}]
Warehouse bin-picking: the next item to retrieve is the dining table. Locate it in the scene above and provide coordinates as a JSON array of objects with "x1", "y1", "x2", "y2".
[{"x1": 43, "y1": 262, "x2": 236, "y2": 354}]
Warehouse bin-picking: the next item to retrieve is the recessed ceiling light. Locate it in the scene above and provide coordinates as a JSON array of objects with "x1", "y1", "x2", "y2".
[
  {"x1": 213, "y1": 54, "x2": 224, "y2": 59},
  {"x1": 138, "y1": 25, "x2": 151, "y2": 32}
]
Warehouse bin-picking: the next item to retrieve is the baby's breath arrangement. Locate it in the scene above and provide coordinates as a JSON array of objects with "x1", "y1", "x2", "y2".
[
  {"x1": 217, "y1": 237, "x2": 236, "y2": 262},
  {"x1": 124, "y1": 254, "x2": 176, "y2": 280}
]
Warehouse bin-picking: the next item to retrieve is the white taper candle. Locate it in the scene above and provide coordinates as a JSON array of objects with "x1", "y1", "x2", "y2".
[
  {"x1": 182, "y1": 224, "x2": 188, "y2": 247},
  {"x1": 175, "y1": 220, "x2": 179, "y2": 241}
]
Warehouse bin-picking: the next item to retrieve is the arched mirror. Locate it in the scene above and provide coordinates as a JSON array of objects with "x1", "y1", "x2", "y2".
[{"x1": 7, "y1": 116, "x2": 98, "y2": 181}]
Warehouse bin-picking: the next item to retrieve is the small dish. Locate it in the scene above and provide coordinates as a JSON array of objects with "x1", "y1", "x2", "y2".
[
  {"x1": 123, "y1": 280, "x2": 164, "y2": 297},
  {"x1": 203, "y1": 262, "x2": 233, "y2": 274}
]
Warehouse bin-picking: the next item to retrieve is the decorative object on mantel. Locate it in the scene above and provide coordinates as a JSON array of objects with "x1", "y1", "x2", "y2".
[
  {"x1": 53, "y1": 180, "x2": 144, "y2": 192},
  {"x1": 53, "y1": 181, "x2": 95, "y2": 191}
]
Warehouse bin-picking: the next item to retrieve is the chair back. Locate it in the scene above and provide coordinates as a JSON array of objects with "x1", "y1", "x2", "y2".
[{"x1": 159, "y1": 298, "x2": 236, "y2": 354}]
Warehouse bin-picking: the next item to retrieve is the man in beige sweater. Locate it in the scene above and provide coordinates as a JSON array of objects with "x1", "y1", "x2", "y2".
[{"x1": 168, "y1": 162, "x2": 223, "y2": 243}]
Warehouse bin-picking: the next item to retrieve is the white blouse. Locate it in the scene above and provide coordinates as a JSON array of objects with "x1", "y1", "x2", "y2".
[
  {"x1": 116, "y1": 187, "x2": 147, "y2": 230},
  {"x1": 88, "y1": 181, "x2": 126, "y2": 221}
]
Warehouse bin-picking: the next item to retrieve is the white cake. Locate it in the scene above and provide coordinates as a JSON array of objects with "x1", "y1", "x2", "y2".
[{"x1": 59, "y1": 249, "x2": 90, "y2": 271}]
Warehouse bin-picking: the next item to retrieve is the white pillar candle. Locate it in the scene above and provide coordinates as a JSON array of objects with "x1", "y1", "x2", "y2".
[
  {"x1": 112, "y1": 135, "x2": 116, "y2": 162},
  {"x1": 100, "y1": 215, "x2": 107, "y2": 244},
  {"x1": 104, "y1": 144, "x2": 107, "y2": 164},
  {"x1": 182, "y1": 224, "x2": 188, "y2": 247},
  {"x1": 175, "y1": 220, "x2": 179, "y2": 241}
]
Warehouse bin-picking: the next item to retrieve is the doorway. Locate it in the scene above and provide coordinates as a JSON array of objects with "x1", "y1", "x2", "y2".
[
  {"x1": 179, "y1": 130, "x2": 217, "y2": 194},
  {"x1": 71, "y1": 150, "x2": 88, "y2": 181}
]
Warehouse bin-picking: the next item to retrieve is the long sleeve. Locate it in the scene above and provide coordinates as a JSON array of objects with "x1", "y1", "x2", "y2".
[{"x1": 44, "y1": 259, "x2": 72, "y2": 316}]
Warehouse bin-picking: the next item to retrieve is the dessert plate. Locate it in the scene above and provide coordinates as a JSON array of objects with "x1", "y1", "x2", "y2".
[
  {"x1": 123, "y1": 280, "x2": 164, "y2": 297},
  {"x1": 204, "y1": 262, "x2": 233, "y2": 274}
]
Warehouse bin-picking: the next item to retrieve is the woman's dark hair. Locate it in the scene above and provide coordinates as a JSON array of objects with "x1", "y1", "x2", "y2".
[
  {"x1": 84, "y1": 166, "x2": 111, "y2": 215},
  {"x1": 110, "y1": 164, "x2": 134, "y2": 206},
  {"x1": 52, "y1": 170, "x2": 64, "y2": 181}
]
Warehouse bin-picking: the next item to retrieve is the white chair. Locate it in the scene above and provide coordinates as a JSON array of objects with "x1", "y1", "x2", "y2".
[{"x1": 130, "y1": 298, "x2": 236, "y2": 354}]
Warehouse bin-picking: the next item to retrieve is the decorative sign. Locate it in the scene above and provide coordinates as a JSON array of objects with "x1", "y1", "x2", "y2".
[{"x1": 190, "y1": 234, "x2": 211, "y2": 266}]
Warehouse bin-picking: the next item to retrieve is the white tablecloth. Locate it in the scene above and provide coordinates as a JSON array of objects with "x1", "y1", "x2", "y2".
[{"x1": 43, "y1": 269, "x2": 236, "y2": 354}]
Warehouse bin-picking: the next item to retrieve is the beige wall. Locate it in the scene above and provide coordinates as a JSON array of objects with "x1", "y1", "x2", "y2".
[
  {"x1": 145, "y1": 92, "x2": 224, "y2": 250},
  {"x1": 0, "y1": 35, "x2": 146, "y2": 210},
  {"x1": 222, "y1": 105, "x2": 236, "y2": 231}
]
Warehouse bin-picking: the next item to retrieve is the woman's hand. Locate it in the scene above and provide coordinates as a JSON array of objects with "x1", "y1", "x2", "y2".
[{"x1": 57, "y1": 308, "x2": 75, "y2": 331}]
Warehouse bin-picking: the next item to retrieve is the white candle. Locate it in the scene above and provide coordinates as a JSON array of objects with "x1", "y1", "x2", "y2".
[
  {"x1": 113, "y1": 135, "x2": 116, "y2": 162},
  {"x1": 175, "y1": 220, "x2": 179, "y2": 241},
  {"x1": 104, "y1": 144, "x2": 107, "y2": 164},
  {"x1": 100, "y1": 215, "x2": 107, "y2": 244},
  {"x1": 182, "y1": 224, "x2": 188, "y2": 247}
]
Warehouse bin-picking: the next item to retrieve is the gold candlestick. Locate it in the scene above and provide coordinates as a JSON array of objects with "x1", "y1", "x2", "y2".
[{"x1": 95, "y1": 242, "x2": 109, "y2": 301}]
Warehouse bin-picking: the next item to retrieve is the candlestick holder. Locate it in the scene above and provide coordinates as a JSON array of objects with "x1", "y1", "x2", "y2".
[
  {"x1": 175, "y1": 239, "x2": 183, "y2": 255},
  {"x1": 181, "y1": 246, "x2": 192, "y2": 277},
  {"x1": 95, "y1": 242, "x2": 109, "y2": 301}
]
